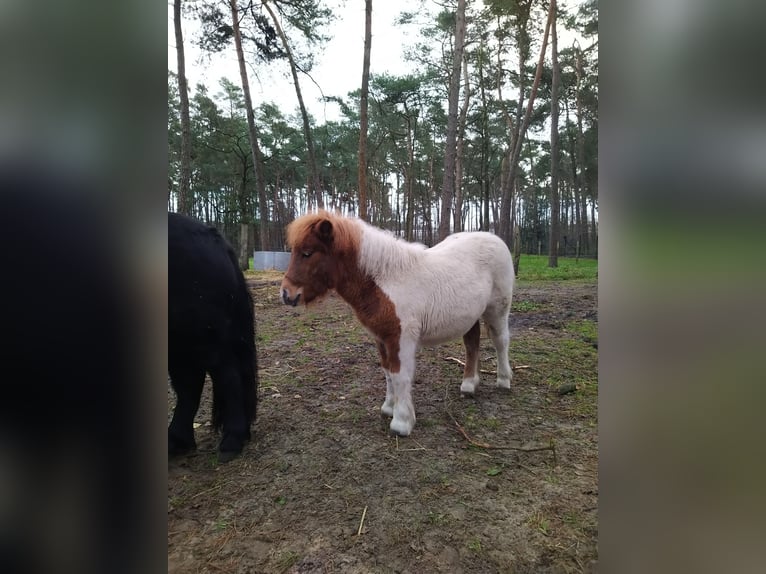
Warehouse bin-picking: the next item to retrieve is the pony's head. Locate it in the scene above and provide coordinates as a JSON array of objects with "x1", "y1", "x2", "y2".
[{"x1": 280, "y1": 211, "x2": 359, "y2": 306}]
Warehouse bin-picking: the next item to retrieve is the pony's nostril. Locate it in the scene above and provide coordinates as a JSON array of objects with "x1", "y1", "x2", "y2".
[{"x1": 291, "y1": 293, "x2": 301, "y2": 307}]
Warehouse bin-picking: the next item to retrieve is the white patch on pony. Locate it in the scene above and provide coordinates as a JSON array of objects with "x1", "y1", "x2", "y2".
[{"x1": 359, "y1": 228, "x2": 514, "y2": 348}]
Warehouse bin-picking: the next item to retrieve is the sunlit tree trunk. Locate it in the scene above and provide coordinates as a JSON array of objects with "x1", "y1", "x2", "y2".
[
  {"x1": 454, "y1": 54, "x2": 470, "y2": 233},
  {"x1": 229, "y1": 0, "x2": 268, "y2": 258},
  {"x1": 548, "y1": 0, "x2": 560, "y2": 268},
  {"x1": 438, "y1": 0, "x2": 466, "y2": 241},
  {"x1": 499, "y1": 1, "x2": 554, "y2": 247},
  {"x1": 262, "y1": 1, "x2": 323, "y2": 210},
  {"x1": 358, "y1": 0, "x2": 372, "y2": 220},
  {"x1": 173, "y1": 0, "x2": 193, "y2": 215}
]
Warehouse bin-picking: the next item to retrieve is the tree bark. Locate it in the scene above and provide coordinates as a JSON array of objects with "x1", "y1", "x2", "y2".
[
  {"x1": 575, "y1": 47, "x2": 589, "y2": 254},
  {"x1": 453, "y1": 54, "x2": 470, "y2": 233},
  {"x1": 229, "y1": 0, "x2": 269, "y2": 255},
  {"x1": 174, "y1": 0, "x2": 193, "y2": 215},
  {"x1": 262, "y1": 0, "x2": 323, "y2": 210},
  {"x1": 358, "y1": 0, "x2": 372, "y2": 221},
  {"x1": 548, "y1": 0, "x2": 560, "y2": 268},
  {"x1": 478, "y1": 37, "x2": 490, "y2": 231},
  {"x1": 498, "y1": 1, "x2": 554, "y2": 247},
  {"x1": 497, "y1": 2, "x2": 530, "y2": 244},
  {"x1": 437, "y1": 0, "x2": 466, "y2": 242}
]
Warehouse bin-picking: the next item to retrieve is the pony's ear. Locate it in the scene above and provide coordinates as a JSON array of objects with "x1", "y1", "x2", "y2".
[{"x1": 317, "y1": 219, "x2": 333, "y2": 243}]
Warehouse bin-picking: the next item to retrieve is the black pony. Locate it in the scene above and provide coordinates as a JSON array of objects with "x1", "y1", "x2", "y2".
[{"x1": 168, "y1": 212, "x2": 257, "y2": 462}]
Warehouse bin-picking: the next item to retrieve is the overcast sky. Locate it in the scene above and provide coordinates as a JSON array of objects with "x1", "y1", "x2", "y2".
[
  {"x1": 168, "y1": 1, "x2": 421, "y2": 123},
  {"x1": 168, "y1": 1, "x2": 585, "y2": 124}
]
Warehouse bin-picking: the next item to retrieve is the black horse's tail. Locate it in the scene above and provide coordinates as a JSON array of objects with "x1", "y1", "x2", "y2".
[{"x1": 212, "y1": 243, "x2": 258, "y2": 434}]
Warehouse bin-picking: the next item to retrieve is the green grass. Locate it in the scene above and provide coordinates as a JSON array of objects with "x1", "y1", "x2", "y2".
[{"x1": 516, "y1": 254, "x2": 597, "y2": 282}]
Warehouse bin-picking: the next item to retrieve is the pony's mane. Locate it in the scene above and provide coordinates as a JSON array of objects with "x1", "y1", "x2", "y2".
[
  {"x1": 286, "y1": 209, "x2": 361, "y2": 255},
  {"x1": 358, "y1": 220, "x2": 426, "y2": 280}
]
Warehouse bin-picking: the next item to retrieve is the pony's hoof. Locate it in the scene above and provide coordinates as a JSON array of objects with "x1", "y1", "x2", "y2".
[
  {"x1": 496, "y1": 377, "x2": 511, "y2": 390},
  {"x1": 460, "y1": 378, "x2": 478, "y2": 395},
  {"x1": 389, "y1": 418, "x2": 413, "y2": 437},
  {"x1": 380, "y1": 403, "x2": 394, "y2": 417},
  {"x1": 217, "y1": 449, "x2": 242, "y2": 464},
  {"x1": 168, "y1": 434, "x2": 196, "y2": 457}
]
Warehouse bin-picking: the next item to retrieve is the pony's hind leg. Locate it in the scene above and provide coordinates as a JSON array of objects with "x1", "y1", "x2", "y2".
[
  {"x1": 168, "y1": 363, "x2": 206, "y2": 456},
  {"x1": 460, "y1": 320, "x2": 482, "y2": 396},
  {"x1": 210, "y1": 355, "x2": 252, "y2": 462},
  {"x1": 485, "y1": 309, "x2": 513, "y2": 389}
]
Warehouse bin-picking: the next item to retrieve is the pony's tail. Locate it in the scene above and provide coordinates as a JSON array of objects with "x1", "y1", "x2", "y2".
[{"x1": 212, "y1": 246, "x2": 258, "y2": 435}]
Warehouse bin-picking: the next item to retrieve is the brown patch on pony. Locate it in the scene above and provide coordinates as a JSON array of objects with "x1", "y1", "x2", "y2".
[
  {"x1": 282, "y1": 211, "x2": 402, "y2": 372},
  {"x1": 462, "y1": 320, "x2": 481, "y2": 379},
  {"x1": 285, "y1": 210, "x2": 360, "y2": 256}
]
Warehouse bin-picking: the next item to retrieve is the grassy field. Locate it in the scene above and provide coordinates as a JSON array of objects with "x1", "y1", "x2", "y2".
[{"x1": 516, "y1": 254, "x2": 598, "y2": 282}]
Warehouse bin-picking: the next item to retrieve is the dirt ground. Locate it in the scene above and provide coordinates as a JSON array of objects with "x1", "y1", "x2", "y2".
[{"x1": 168, "y1": 273, "x2": 598, "y2": 574}]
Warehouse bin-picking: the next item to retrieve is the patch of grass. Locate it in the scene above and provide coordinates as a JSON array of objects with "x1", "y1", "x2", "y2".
[
  {"x1": 276, "y1": 550, "x2": 300, "y2": 573},
  {"x1": 481, "y1": 417, "x2": 501, "y2": 430},
  {"x1": 274, "y1": 495, "x2": 287, "y2": 506},
  {"x1": 512, "y1": 299, "x2": 544, "y2": 312},
  {"x1": 486, "y1": 466, "x2": 503, "y2": 477},
  {"x1": 467, "y1": 538, "x2": 483, "y2": 553},
  {"x1": 564, "y1": 319, "x2": 598, "y2": 344},
  {"x1": 516, "y1": 254, "x2": 597, "y2": 282},
  {"x1": 527, "y1": 511, "x2": 551, "y2": 536},
  {"x1": 212, "y1": 519, "x2": 229, "y2": 532},
  {"x1": 426, "y1": 511, "x2": 448, "y2": 525}
]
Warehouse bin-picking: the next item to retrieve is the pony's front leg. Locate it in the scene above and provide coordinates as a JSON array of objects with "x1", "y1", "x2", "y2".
[
  {"x1": 388, "y1": 338, "x2": 417, "y2": 437},
  {"x1": 377, "y1": 341, "x2": 395, "y2": 417},
  {"x1": 381, "y1": 370, "x2": 394, "y2": 417}
]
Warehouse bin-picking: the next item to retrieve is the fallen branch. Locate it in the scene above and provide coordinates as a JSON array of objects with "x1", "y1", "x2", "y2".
[
  {"x1": 444, "y1": 356, "x2": 531, "y2": 373},
  {"x1": 357, "y1": 505, "x2": 368, "y2": 536},
  {"x1": 442, "y1": 382, "x2": 557, "y2": 465}
]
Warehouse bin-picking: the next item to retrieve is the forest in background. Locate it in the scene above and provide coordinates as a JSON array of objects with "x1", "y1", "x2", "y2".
[{"x1": 168, "y1": 0, "x2": 598, "y2": 267}]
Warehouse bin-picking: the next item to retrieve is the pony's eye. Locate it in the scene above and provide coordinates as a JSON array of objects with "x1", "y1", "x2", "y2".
[{"x1": 301, "y1": 251, "x2": 312, "y2": 258}]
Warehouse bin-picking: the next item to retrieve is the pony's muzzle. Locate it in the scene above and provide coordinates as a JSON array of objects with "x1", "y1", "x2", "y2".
[{"x1": 281, "y1": 288, "x2": 301, "y2": 307}]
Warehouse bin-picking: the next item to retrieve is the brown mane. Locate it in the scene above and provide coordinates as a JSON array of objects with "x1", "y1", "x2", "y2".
[{"x1": 285, "y1": 209, "x2": 361, "y2": 255}]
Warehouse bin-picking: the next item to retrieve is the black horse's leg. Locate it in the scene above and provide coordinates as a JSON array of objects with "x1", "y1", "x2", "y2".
[
  {"x1": 210, "y1": 356, "x2": 251, "y2": 462},
  {"x1": 168, "y1": 364, "x2": 206, "y2": 456}
]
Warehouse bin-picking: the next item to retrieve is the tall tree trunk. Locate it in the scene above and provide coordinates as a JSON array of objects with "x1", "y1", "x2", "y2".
[
  {"x1": 230, "y1": 0, "x2": 269, "y2": 255},
  {"x1": 174, "y1": 0, "x2": 193, "y2": 215},
  {"x1": 262, "y1": 1, "x2": 323, "y2": 210},
  {"x1": 404, "y1": 120, "x2": 415, "y2": 242},
  {"x1": 453, "y1": 54, "x2": 470, "y2": 233},
  {"x1": 498, "y1": 1, "x2": 554, "y2": 246},
  {"x1": 478, "y1": 37, "x2": 490, "y2": 231},
  {"x1": 548, "y1": 0, "x2": 560, "y2": 268},
  {"x1": 575, "y1": 46, "x2": 589, "y2": 254},
  {"x1": 358, "y1": 0, "x2": 372, "y2": 221},
  {"x1": 497, "y1": 2, "x2": 530, "y2": 243},
  {"x1": 437, "y1": 0, "x2": 466, "y2": 242}
]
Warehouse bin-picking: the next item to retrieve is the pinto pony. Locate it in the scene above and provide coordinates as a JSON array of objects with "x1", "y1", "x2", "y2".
[
  {"x1": 168, "y1": 212, "x2": 258, "y2": 462},
  {"x1": 280, "y1": 210, "x2": 514, "y2": 437}
]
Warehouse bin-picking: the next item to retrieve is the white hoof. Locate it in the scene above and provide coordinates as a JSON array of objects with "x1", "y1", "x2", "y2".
[
  {"x1": 460, "y1": 376, "x2": 479, "y2": 396},
  {"x1": 496, "y1": 377, "x2": 511, "y2": 390},
  {"x1": 381, "y1": 402, "x2": 394, "y2": 417},
  {"x1": 389, "y1": 417, "x2": 414, "y2": 437}
]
